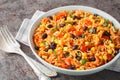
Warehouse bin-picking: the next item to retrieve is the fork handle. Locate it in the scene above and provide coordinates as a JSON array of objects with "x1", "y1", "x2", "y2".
[{"x1": 17, "y1": 49, "x2": 57, "y2": 77}]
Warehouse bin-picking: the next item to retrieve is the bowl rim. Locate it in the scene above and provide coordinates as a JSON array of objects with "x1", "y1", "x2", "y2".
[{"x1": 28, "y1": 5, "x2": 120, "y2": 73}]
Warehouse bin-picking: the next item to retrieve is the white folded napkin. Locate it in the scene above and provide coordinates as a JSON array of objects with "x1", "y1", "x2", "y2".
[
  {"x1": 15, "y1": 10, "x2": 120, "y2": 72},
  {"x1": 15, "y1": 10, "x2": 45, "y2": 46}
]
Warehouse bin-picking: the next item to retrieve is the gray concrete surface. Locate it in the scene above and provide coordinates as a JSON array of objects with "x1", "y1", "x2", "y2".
[{"x1": 0, "y1": 0, "x2": 120, "y2": 80}]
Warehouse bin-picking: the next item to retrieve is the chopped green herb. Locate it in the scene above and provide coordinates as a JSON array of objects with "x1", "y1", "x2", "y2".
[
  {"x1": 51, "y1": 24, "x2": 58, "y2": 33},
  {"x1": 68, "y1": 10, "x2": 75, "y2": 17},
  {"x1": 98, "y1": 47, "x2": 101, "y2": 51},
  {"x1": 83, "y1": 12, "x2": 87, "y2": 18},
  {"x1": 103, "y1": 23, "x2": 108, "y2": 27},
  {"x1": 76, "y1": 51, "x2": 82, "y2": 56},
  {"x1": 103, "y1": 20, "x2": 109, "y2": 27},
  {"x1": 52, "y1": 29, "x2": 56, "y2": 32},
  {"x1": 112, "y1": 27, "x2": 116, "y2": 32},
  {"x1": 52, "y1": 35, "x2": 56, "y2": 41},
  {"x1": 43, "y1": 41, "x2": 49, "y2": 47},
  {"x1": 53, "y1": 50, "x2": 57, "y2": 58},
  {"x1": 65, "y1": 21, "x2": 76, "y2": 25},
  {"x1": 81, "y1": 59, "x2": 88, "y2": 65},
  {"x1": 55, "y1": 24, "x2": 59, "y2": 30}
]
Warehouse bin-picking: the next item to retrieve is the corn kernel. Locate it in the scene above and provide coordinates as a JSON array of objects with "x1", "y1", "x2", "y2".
[
  {"x1": 76, "y1": 68, "x2": 81, "y2": 70},
  {"x1": 67, "y1": 17, "x2": 73, "y2": 21},
  {"x1": 85, "y1": 41, "x2": 89, "y2": 46},
  {"x1": 109, "y1": 43, "x2": 114, "y2": 48},
  {"x1": 48, "y1": 49, "x2": 53, "y2": 53},
  {"x1": 79, "y1": 66, "x2": 85, "y2": 70},
  {"x1": 64, "y1": 47, "x2": 68, "y2": 51},
  {"x1": 56, "y1": 47, "x2": 62, "y2": 51},
  {"x1": 42, "y1": 55, "x2": 48, "y2": 59},
  {"x1": 63, "y1": 34, "x2": 68, "y2": 38},
  {"x1": 108, "y1": 49, "x2": 112, "y2": 54},
  {"x1": 54, "y1": 39, "x2": 58, "y2": 44},
  {"x1": 99, "y1": 18, "x2": 105, "y2": 25},
  {"x1": 103, "y1": 55, "x2": 107, "y2": 60},
  {"x1": 82, "y1": 53, "x2": 87, "y2": 59},
  {"x1": 58, "y1": 40, "x2": 62, "y2": 45},
  {"x1": 40, "y1": 43, "x2": 44, "y2": 47},
  {"x1": 41, "y1": 27, "x2": 45, "y2": 32},
  {"x1": 99, "y1": 56, "x2": 103, "y2": 60},
  {"x1": 91, "y1": 47, "x2": 95, "y2": 52}
]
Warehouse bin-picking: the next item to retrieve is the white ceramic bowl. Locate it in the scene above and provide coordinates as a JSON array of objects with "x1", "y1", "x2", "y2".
[{"x1": 28, "y1": 5, "x2": 120, "y2": 75}]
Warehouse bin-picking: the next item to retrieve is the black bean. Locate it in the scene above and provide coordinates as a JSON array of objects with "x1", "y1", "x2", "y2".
[
  {"x1": 92, "y1": 27, "x2": 97, "y2": 34},
  {"x1": 94, "y1": 14, "x2": 99, "y2": 17},
  {"x1": 87, "y1": 48, "x2": 91, "y2": 52},
  {"x1": 63, "y1": 45, "x2": 67, "y2": 47},
  {"x1": 115, "y1": 49, "x2": 120, "y2": 55},
  {"x1": 64, "y1": 51, "x2": 70, "y2": 57},
  {"x1": 48, "y1": 16, "x2": 53, "y2": 20},
  {"x1": 77, "y1": 16, "x2": 81, "y2": 20},
  {"x1": 81, "y1": 34, "x2": 85, "y2": 38},
  {"x1": 72, "y1": 15, "x2": 78, "y2": 20},
  {"x1": 60, "y1": 23, "x2": 65, "y2": 27},
  {"x1": 111, "y1": 22, "x2": 114, "y2": 26},
  {"x1": 89, "y1": 27, "x2": 97, "y2": 34},
  {"x1": 72, "y1": 15, "x2": 81, "y2": 20},
  {"x1": 68, "y1": 65, "x2": 75, "y2": 70},
  {"x1": 35, "y1": 46, "x2": 39, "y2": 50},
  {"x1": 50, "y1": 42, "x2": 56, "y2": 46},
  {"x1": 49, "y1": 45, "x2": 56, "y2": 50},
  {"x1": 47, "y1": 24, "x2": 53, "y2": 28},
  {"x1": 42, "y1": 33, "x2": 47, "y2": 39},
  {"x1": 63, "y1": 16, "x2": 67, "y2": 20},
  {"x1": 72, "y1": 45, "x2": 79, "y2": 50},
  {"x1": 102, "y1": 31, "x2": 111, "y2": 37},
  {"x1": 70, "y1": 34, "x2": 76, "y2": 39},
  {"x1": 44, "y1": 47, "x2": 49, "y2": 52},
  {"x1": 71, "y1": 22, "x2": 76, "y2": 25},
  {"x1": 83, "y1": 26, "x2": 88, "y2": 31},
  {"x1": 76, "y1": 56, "x2": 81, "y2": 61},
  {"x1": 90, "y1": 56, "x2": 96, "y2": 61},
  {"x1": 49, "y1": 42, "x2": 57, "y2": 50}
]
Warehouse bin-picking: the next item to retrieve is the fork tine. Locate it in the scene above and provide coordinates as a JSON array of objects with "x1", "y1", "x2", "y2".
[
  {"x1": 4, "y1": 26, "x2": 20, "y2": 46},
  {"x1": 4, "y1": 26, "x2": 16, "y2": 43},
  {"x1": 0, "y1": 26, "x2": 13, "y2": 45}
]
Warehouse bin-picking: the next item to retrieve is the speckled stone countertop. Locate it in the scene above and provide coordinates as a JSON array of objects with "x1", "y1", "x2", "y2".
[{"x1": 0, "y1": 0, "x2": 120, "y2": 80}]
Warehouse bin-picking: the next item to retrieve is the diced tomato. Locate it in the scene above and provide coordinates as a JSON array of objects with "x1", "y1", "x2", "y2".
[
  {"x1": 56, "y1": 51, "x2": 61, "y2": 55},
  {"x1": 69, "y1": 26, "x2": 76, "y2": 32},
  {"x1": 61, "y1": 62, "x2": 68, "y2": 68},
  {"x1": 57, "y1": 33, "x2": 64, "y2": 38},
  {"x1": 64, "y1": 57, "x2": 72, "y2": 66},
  {"x1": 33, "y1": 36, "x2": 39, "y2": 42},
  {"x1": 80, "y1": 45, "x2": 88, "y2": 52},
  {"x1": 55, "y1": 11, "x2": 67, "y2": 20},
  {"x1": 107, "y1": 54, "x2": 113, "y2": 61},
  {"x1": 74, "y1": 31, "x2": 82, "y2": 36},
  {"x1": 102, "y1": 36, "x2": 109, "y2": 40},
  {"x1": 56, "y1": 51, "x2": 63, "y2": 58},
  {"x1": 85, "y1": 20, "x2": 92, "y2": 26}
]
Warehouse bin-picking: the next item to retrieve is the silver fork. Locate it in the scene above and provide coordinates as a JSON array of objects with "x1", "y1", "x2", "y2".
[{"x1": 0, "y1": 26, "x2": 57, "y2": 79}]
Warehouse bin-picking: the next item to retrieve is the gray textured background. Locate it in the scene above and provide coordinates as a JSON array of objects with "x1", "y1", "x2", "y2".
[{"x1": 0, "y1": 0, "x2": 120, "y2": 80}]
